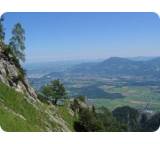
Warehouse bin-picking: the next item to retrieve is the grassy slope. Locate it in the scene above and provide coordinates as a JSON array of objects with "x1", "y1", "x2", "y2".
[
  {"x1": 0, "y1": 83, "x2": 75, "y2": 132},
  {"x1": 57, "y1": 103, "x2": 76, "y2": 131}
]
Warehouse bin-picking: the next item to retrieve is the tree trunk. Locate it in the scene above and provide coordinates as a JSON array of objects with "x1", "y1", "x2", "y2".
[{"x1": 54, "y1": 99, "x2": 58, "y2": 105}]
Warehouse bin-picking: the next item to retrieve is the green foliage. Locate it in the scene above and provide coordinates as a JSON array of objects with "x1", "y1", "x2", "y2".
[
  {"x1": 112, "y1": 106, "x2": 139, "y2": 131},
  {"x1": 0, "y1": 15, "x2": 5, "y2": 44},
  {"x1": 37, "y1": 92, "x2": 50, "y2": 104},
  {"x1": 71, "y1": 98, "x2": 80, "y2": 112},
  {"x1": 74, "y1": 105, "x2": 127, "y2": 132},
  {"x1": 17, "y1": 68, "x2": 26, "y2": 82},
  {"x1": 3, "y1": 45, "x2": 20, "y2": 66},
  {"x1": 2, "y1": 44, "x2": 26, "y2": 83},
  {"x1": 77, "y1": 95, "x2": 86, "y2": 102},
  {"x1": 139, "y1": 113, "x2": 148, "y2": 130},
  {"x1": 74, "y1": 108, "x2": 104, "y2": 132},
  {"x1": 140, "y1": 112, "x2": 160, "y2": 132},
  {"x1": 1, "y1": 33, "x2": 26, "y2": 82},
  {"x1": 9, "y1": 23, "x2": 25, "y2": 62},
  {"x1": 41, "y1": 79, "x2": 67, "y2": 105},
  {"x1": 97, "y1": 107, "x2": 127, "y2": 131},
  {"x1": 0, "y1": 21, "x2": 26, "y2": 81}
]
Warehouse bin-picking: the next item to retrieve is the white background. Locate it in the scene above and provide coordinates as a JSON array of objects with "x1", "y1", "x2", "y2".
[{"x1": 0, "y1": 0, "x2": 160, "y2": 144}]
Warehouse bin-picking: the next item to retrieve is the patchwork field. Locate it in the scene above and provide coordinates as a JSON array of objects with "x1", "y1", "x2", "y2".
[
  {"x1": 89, "y1": 86, "x2": 160, "y2": 111},
  {"x1": 29, "y1": 71, "x2": 160, "y2": 113}
]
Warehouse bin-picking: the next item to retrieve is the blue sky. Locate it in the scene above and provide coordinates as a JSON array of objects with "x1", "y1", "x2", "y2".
[{"x1": 3, "y1": 12, "x2": 160, "y2": 63}]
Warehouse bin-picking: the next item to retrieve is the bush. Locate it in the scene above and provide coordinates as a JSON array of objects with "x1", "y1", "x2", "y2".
[
  {"x1": 97, "y1": 107, "x2": 127, "y2": 131},
  {"x1": 77, "y1": 96, "x2": 86, "y2": 102},
  {"x1": 112, "y1": 106, "x2": 139, "y2": 131},
  {"x1": 37, "y1": 92, "x2": 50, "y2": 104},
  {"x1": 74, "y1": 106, "x2": 128, "y2": 132},
  {"x1": 71, "y1": 99, "x2": 80, "y2": 112},
  {"x1": 74, "y1": 108, "x2": 104, "y2": 132},
  {"x1": 141, "y1": 112, "x2": 160, "y2": 132}
]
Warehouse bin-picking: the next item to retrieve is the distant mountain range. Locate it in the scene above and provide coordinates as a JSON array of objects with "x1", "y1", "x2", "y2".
[
  {"x1": 127, "y1": 56, "x2": 157, "y2": 61},
  {"x1": 69, "y1": 57, "x2": 160, "y2": 77}
]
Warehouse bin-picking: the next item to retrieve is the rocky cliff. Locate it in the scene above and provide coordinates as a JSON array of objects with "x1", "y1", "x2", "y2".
[
  {"x1": 0, "y1": 46, "x2": 37, "y2": 99},
  {"x1": 0, "y1": 45, "x2": 74, "y2": 132}
]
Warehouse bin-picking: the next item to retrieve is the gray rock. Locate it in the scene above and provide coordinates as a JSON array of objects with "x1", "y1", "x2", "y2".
[{"x1": 0, "y1": 46, "x2": 37, "y2": 99}]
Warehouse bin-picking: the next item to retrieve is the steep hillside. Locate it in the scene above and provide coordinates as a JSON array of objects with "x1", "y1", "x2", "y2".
[
  {"x1": 0, "y1": 47, "x2": 36, "y2": 98},
  {"x1": 0, "y1": 46, "x2": 75, "y2": 132},
  {"x1": 0, "y1": 82, "x2": 75, "y2": 131}
]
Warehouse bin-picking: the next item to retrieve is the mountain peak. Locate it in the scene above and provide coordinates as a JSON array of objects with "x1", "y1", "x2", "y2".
[{"x1": 102, "y1": 57, "x2": 132, "y2": 64}]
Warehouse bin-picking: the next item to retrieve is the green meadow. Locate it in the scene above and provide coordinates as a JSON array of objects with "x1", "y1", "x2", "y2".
[{"x1": 90, "y1": 86, "x2": 160, "y2": 111}]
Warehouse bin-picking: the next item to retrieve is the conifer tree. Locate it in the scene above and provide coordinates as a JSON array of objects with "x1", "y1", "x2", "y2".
[
  {"x1": 0, "y1": 15, "x2": 5, "y2": 44},
  {"x1": 9, "y1": 23, "x2": 25, "y2": 62}
]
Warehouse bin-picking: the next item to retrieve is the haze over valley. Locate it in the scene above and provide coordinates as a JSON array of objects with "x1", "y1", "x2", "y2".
[{"x1": 26, "y1": 56, "x2": 160, "y2": 112}]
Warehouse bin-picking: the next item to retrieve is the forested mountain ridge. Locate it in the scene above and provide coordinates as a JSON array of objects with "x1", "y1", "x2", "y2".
[{"x1": 70, "y1": 57, "x2": 160, "y2": 77}]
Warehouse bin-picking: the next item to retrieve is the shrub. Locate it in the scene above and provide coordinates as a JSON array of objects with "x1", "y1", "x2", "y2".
[
  {"x1": 74, "y1": 107, "x2": 105, "y2": 132},
  {"x1": 112, "y1": 106, "x2": 139, "y2": 131},
  {"x1": 77, "y1": 96, "x2": 86, "y2": 102},
  {"x1": 37, "y1": 92, "x2": 50, "y2": 104}
]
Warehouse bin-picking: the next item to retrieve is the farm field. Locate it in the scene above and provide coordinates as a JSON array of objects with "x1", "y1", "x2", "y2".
[
  {"x1": 29, "y1": 70, "x2": 160, "y2": 113},
  {"x1": 90, "y1": 86, "x2": 160, "y2": 111}
]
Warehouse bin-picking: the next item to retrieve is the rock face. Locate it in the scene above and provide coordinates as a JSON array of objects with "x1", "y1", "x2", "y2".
[
  {"x1": 0, "y1": 46, "x2": 73, "y2": 132},
  {"x1": 0, "y1": 46, "x2": 37, "y2": 98}
]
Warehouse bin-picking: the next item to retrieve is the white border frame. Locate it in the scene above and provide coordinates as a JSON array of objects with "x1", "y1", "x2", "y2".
[{"x1": 0, "y1": 0, "x2": 160, "y2": 144}]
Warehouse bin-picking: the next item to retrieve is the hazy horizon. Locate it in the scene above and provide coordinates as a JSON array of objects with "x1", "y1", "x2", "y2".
[
  {"x1": 4, "y1": 12, "x2": 160, "y2": 63},
  {"x1": 23, "y1": 56, "x2": 160, "y2": 65}
]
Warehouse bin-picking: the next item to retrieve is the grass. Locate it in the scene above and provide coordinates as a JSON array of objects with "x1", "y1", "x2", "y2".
[
  {"x1": 91, "y1": 86, "x2": 160, "y2": 111},
  {"x1": 0, "y1": 83, "x2": 44, "y2": 131},
  {"x1": 0, "y1": 103, "x2": 39, "y2": 131},
  {"x1": 0, "y1": 83, "x2": 73, "y2": 131},
  {"x1": 57, "y1": 101, "x2": 76, "y2": 131}
]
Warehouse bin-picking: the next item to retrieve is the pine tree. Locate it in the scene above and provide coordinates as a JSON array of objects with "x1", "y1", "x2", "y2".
[
  {"x1": 9, "y1": 23, "x2": 25, "y2": 62},
  {"x1": 41, "y1": 79, "x2": 67, "y2": 105},
  {"x1": 0, "y1": 15, "x2": 5, "y2": 44}
]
